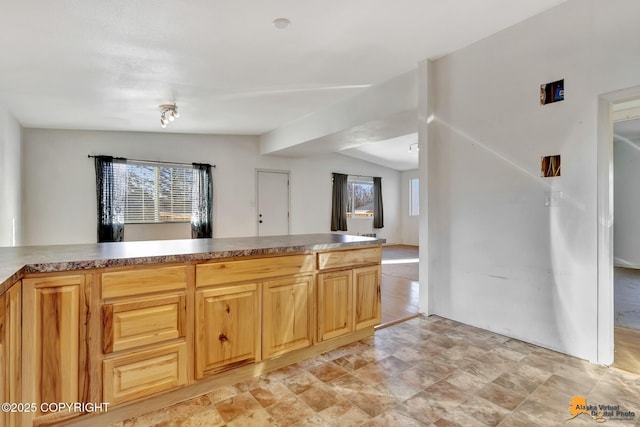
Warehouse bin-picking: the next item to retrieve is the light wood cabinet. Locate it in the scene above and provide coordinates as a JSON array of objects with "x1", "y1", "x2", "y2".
[
  {"x1": 22, "y1": 275, "x2": 89, "y2": 426},
  {"x1": 317, "y1": 264, "x2": 381, "y2": 341},
  {"x1": 354, "y1": 265, "x2": 381, "y2": 330},
  {"x1": 103, "y1": 342, "x2": 187, "y2": 406},
  {"x1": 196, "y1": 254, "x2": 314, "y2": 287},
  {"x1": 103, "y1": 294, "x2": 186, "y2": 353},
  {"x1": 262, "y1": 275, "x2": 313, "y2": 358},
  {"x1": 195, "y1": 283, "x2": 260, "y2": 378},
  {"x1": 318, "y1": 247, "x2": 382, "y2": 270},
  {"x1": 1, "y1": 283, "x2": 21, "y2": 427},
  {"x1": 102, "y1": 265, "x2": 187, "y2": 299},
  {"x1": 100, "y1": 265, "x2": 190, "y2": 408},
  {"x1": 316, "y1": 248, "x2": 382, "y2": 342},
  {"x1": 1, "y1": 242, "x2": 382, "y2": 426},
  {"x1": 317, "y1": 270, "x2": 353, "y2": 341}
]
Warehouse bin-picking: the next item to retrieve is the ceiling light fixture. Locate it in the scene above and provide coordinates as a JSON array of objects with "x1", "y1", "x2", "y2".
[
  {"x1": 159, "y1": 104, "x2": 180, "y2": 128},
  {"x1": 272, "y1": 18, "x2": 291, "y2": 29},
  {"x1": 409, "y1": 142, "x2": 419, "y2": 152}
]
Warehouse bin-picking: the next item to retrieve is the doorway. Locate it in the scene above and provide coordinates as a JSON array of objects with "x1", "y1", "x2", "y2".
[
  {"x1": 598, "y1": 90, "x2": 640, "y2": 371},
  {"x1": 612, "y1": 115, "x2": 640, "y2": 374},
  {"x1": 256, "y1": 170, "x2": 290, "y2": 237}
]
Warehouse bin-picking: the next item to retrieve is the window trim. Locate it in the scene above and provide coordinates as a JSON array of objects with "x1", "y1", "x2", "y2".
[
  {"x1": 409, "y1": 177, "x2": 419, "y2": 217},
  {"x1": 123, "y1": 160, "x2": 194, "y2": 225},
  {"x1": 346, "y1": 177, "x2": 374, "y2": 219}
]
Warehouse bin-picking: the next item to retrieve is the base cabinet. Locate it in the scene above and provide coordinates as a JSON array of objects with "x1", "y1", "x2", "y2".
[
  {"x1": 354, "y1": 266, "x2": 382, "y2": 330},
  {"x1": 1, "y1": 283, "x2": 21, "y2": 427},
  {"x1": 2, "y1": 244, "x2": 382, "y2": 426},
  {"x1": 100, "y1": 266, "x2": 189, "y2": 408},
  {"x1": 21, "y1": 275, "x2": 89, "y2": 426},
  {"x1": 317, "y1": 270, "x2": 353, "y2": 341},
  {"x1": 195, "y1": 283, "x2": 260, "y2": 378},
  {"x1": 317, "y1": 265, "x2": 381, "y2": 341},
  {"x1": 262, "y1": 275, "x2": 313, "y2": 358}
]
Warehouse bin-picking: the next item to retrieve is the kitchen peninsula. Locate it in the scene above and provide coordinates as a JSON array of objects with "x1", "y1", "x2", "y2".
[{"x1": 0, "y1": 234, "x2": 384, "y2": 426}]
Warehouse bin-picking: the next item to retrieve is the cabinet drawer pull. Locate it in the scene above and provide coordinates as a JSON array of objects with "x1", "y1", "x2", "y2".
[{"x1": 218, "y1": 333, "x2": 228, "y2": 342}]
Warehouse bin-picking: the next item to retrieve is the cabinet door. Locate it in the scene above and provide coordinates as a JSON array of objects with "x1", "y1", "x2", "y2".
[
  {"x1": 262, "y1": 276, "x2": 313, "y2": 358},
  {"x1": 317, "y1": 270, "x2": 353, "y2": 341},
  {"x1": 195, "y1": 283, "x2": 259, "y2": 378},
  {"x1": 22, "y1": 275, "x2": 88, "y2": 425},
  {"x1": 354, "y1": 266, "x2": 381, "y2": 330},
  {"x1": 1, "y1": 283, "x2": 21, "y2": 427}
]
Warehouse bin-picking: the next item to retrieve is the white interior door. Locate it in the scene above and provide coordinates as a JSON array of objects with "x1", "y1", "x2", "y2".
[{"x1": 257, "y1": 170, "x2": 290, "y2": 236}]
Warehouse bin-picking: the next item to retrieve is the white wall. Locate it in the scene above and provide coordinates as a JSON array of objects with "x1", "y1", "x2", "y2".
[
  {"x1": 260, "y1": 70, "x2": 418, "y2": 155},
  {"x1": 289, "y1": 154, "x2": 401, "y2": 243},
  {"x1": 0, "y1": 107, "x2": 22, "y2": 247},
  {"x1": 21, "y1": 128, "x2": 402, "y2": 245},
  {"x1": 613, "y1": 135, "x2": 640, "y2": 268},
  {"x1": 424, "y1": 0, "x2": 640, "y2": 362},
  {"x1": 400, "y1": 169, "x2": 419, "y2": 246}
]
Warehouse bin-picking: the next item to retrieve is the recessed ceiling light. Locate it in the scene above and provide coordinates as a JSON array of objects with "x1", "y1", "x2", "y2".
[{"x1": 272, "y1": 18, "x2": 291, "y2": 30}]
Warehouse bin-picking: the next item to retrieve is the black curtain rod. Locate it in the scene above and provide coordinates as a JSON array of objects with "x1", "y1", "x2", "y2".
[
  {"x1": 334, "y1": 173, "x2": 378, "y2": 180},
  {"x1": 88, "y1": 155, "x2": 215, "y2": 168}
]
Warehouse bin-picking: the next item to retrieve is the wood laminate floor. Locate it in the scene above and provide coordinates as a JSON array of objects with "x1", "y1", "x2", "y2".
[
  {"x1": 614, "y1": 326, "x2": 640, "y2": 375},
  {"x1": 379, "y1": 245, "x2": 420, "y2": 328},
  {"x1": 614, "y1": 267, "x2": 640, "y2": 375}
]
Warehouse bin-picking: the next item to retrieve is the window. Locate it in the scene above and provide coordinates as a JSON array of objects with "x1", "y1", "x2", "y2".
[
  {"x1": 409, "y1": 178, "x2": 419, "y2": 216},
  {"x1": 124, "y1": 162, "x2": 193, "y2": 223},
  {"x1": 347, "y1": 177, "x2": 374, "y2": 218}
]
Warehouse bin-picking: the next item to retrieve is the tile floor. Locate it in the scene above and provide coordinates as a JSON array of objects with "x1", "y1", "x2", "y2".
[{"x1": 113, "y1": 316, "x2": 640, "y2": 427}]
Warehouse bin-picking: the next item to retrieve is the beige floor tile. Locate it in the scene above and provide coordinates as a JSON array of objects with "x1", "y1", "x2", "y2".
[
  {"x1": 318, "y1": 400, "x2": 372, "y2": 427},
  {"x1": 298, "y1": 384, "x2": 340, "y2": 412},
  {"x1": 265, "y1": 396, "x2": 315, "y2": 427},
  {"x1": 457, "y1": 395, "x2": 511, "y2": 426},
  {"x1": 478, "y1": 382, "x2": 527, "y2": 411},
  {"x1": 225, "y1": 408, "x2": 278, "y2": 427},
  {"x1": 283, "y1": 369, "x2": 325, "y2": 394},
  {"x1": 308, "y1": 361, "x2": 349, "y2": 383},
  {"x1": 215, "y1": 392, "x2": 263, "y2": 423},
  {"x1": 112, "y1": 316, "x2": 640, "y2": 427},
  {"x1": 363, "y1": 407, "x2": 431, "y2": 426}
]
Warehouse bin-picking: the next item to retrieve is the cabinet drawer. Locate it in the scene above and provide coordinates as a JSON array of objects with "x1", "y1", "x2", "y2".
[
  {"x1": 317, "y1": 247, "x2": 382, "y2": 270},
  {"x1": 102, "y1": 266, "x2": 187, "y2": 299},
  {"x1": 103, "y1": 295, "x2": 186, "y2": 353},
  {"x1": 196, "y1": 254, "x2": 314, "y2": 287},
  {"x1": 103, "y1": 342, "x2": 187, "y2": 406}
]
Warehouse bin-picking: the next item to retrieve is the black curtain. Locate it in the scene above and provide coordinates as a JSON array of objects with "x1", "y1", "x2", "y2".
[
  {"x1": 95, "y1": 155, "x2": 126, "y2": 242},
  {"x1": 373, "y1": 176, "x2": 384, "y2": 229},
  {"x1": 191, "y1": 163, "x2": 213, "y2": 238},
  {"x1": 331, "y1": 173, "x2": 348, "y2": 231}
]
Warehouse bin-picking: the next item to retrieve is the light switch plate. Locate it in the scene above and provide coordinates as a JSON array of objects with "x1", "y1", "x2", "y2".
[{"x1": 544, "y1": 191, "x2": 562, "y2": 207}]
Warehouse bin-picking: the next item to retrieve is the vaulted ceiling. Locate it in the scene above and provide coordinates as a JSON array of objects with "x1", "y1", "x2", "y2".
[{"x1": 0, "y1": 0, "x2": 568, "y2": 169}]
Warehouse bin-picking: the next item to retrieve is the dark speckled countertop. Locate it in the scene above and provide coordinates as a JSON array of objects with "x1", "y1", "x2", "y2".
[{"x1": 0, "y1": 234, "x2": 385, "y2": 294}]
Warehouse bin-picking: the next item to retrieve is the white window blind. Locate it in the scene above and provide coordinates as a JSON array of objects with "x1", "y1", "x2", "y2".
[{"x1": 124, "y1": 161, "x2": 193, "y2": 223}]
